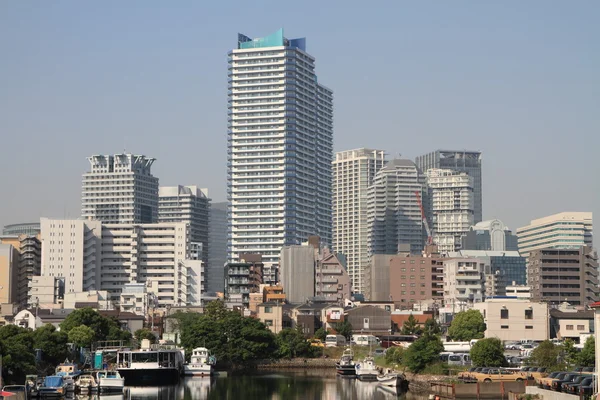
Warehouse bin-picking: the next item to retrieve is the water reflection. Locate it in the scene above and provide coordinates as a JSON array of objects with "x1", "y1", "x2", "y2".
[{"x1": 74, "y1": 371, "x2": 417, "y2": 400}]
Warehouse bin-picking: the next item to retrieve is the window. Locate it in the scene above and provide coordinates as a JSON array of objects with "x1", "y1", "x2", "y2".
[
  {"x1": 500, "y1": 309, "x2": 509, "y2": 319},
  {"x1": 264, "y1": 306, "x2": 273, "y2": 313},
  {"x1": 566, "y1": 325, "x2": 574, "y2": 330},
  {"x1": 525, "y1": 326, "x2": 533, "y2": 329},
  {"x1": 265, "y1": 319, "x2": 273, "y2": 326},
  {"x1": 577, "y1": 325, "x2": 585, "y2": 330},
  {"x1": 501, "y1": 325, "x2": 509, "y2": 329},
  {"x1": 525, "y1": 309, "x2": 533, "y2": 319}
]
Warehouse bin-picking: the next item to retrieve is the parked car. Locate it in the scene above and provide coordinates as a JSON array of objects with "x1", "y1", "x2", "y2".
[
  {"x1": 539, "y1": 372, "x2": 566, "y2": 389},
  {"x1": 565, "y1": 376, "x2": 593, "y2": 394},
  {"x1": 552, "y1": 373, "x2": 579, "y2": 392},
  {"x1": 560, "y1": 374, "x2": 591, "y2": 392},
  {"x1": 373, "y1": 349, "x2": 386, "y2": 356},
  {"x1": 578, "y1": 382, "x2": 595, "y2": 396}
]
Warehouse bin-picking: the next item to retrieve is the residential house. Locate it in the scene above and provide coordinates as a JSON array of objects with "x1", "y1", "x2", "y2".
[{"x1": 345, "y1": 305, "x2": 391, "y2": 336}]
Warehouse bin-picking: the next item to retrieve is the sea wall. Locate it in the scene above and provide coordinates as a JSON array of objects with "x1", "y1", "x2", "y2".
[{"x1": 254, "y1": 358, "x2": 338, "y2": 369}]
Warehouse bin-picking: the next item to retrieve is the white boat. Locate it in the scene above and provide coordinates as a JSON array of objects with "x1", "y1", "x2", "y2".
[
  {"x1": 184, "y1": 347, "x2": 216, "y2": 376},
  {"x1": 377, "y1": 370, "x2": 406, "y2": 388},
  {"x1": 75, "y1": 374, "x2": 98, "y2": 393},
  {"x1": 55, "y1": 361, "x2": 81, "y2": 392},
  {"x1": 117, "y1": 343, "x2": 185, "y2": 385},
  {"x1": 355, "y1": 356, "x2": 378, "y2": 381},
  {"x1": 96, "y1": 370, "x2": 125, "y2": 393},
  {"x1": 335, "y1": 347, "x2": 356, "y2": 376}
]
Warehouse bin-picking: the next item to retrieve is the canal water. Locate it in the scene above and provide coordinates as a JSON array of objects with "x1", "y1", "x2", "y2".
[{"x1": 75, "y1": 370, "x2": 429, "y2": 400}]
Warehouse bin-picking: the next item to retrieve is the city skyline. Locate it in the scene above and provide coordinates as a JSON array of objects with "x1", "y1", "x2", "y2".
[{"x1": 1, "y1": 2, "x2": 599, "y2": 233}]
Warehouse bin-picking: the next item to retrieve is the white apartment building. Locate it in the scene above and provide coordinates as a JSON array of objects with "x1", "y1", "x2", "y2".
[
  {"x1": 367, "y1": 160, "x2": 424, "y2": 256},
  {"x1": 227, "y1": 29, "x2": 333, "y2": 264},
  {"x1": 82, "y1": 153, "x2": 159, "y2": 224},
  {"x1": 516, "y1": 212, "x2": 593, "y2": 259},
  {"x1": 39, "y1": 219, "x2": 204, "y2": 308},
  {"x1": 333, "y1": 148, "x2": 386, "y2": 294},
  {"x1": 426, "y1": 169, "x2": 474, "y2": 253},
  {"x1": 159, "y1": 185, "x2": 210, "y2": 264},
  {"x1": 443, "y1": 258, "x2": 485, "y2": 308}
]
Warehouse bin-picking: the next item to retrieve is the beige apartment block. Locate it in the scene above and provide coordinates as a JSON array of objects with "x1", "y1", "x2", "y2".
[
  {"x1": 0, "y1": 244, "x2": 19, "y2": 304},
  {"x1": 474, "y1": 298, "x2": 549, "y2": 342}
]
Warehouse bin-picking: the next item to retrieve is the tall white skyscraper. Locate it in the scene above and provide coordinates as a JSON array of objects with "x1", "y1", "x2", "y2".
[
  {"x1": 426, "y1": 169, "x2": 474, "y2": 253},
  {"x1": 82, "y1": 153, "x2": 159, "y2": 224},
  {"x1": 367, "y1": 160, "x2": 424, "y2": 256},
  {"x1": 333, "y1": 149, "x2": 386, "y2": 293},
  {"x1": 227, "y1": 29, "x2": 333, "y2": 263},
  {"x1": 159, "y1": 185, "x2": 210, "y2": 265}
]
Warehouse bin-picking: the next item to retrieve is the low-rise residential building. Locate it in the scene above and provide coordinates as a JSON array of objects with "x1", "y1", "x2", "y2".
[
  {"x1": 119, "y1": 282, "x2": 160, "y2": 315},
  {"x1": 443, "y1": 258, "x2": 485, "y2": 308},
  {"x1": 224, "y1": 254, "x2": 263, "y2": 309},
  {"x1": 528, "y1": 246, "x2": 599, "y2": 307},
  {"x1": 506, "y1": 283, "x2": 532, "y2": 299},
  {"x1": 321, "y1": 305, "x2": 344, "y2": 332},
  {"x1": 345, "y1": 305, "x2": 391, "y2": 336},
  {"x1": 549, "y1": 306, "x2": 593, "y2": 342},
  {"x1": 316, "y1": 249, "x2": 351, "y2": 304},
  {"x1": 292, "y1": 302, "x2": 329, "y2": 337},
  {"x1": 256, "y1": 301, "x2": 293, "y2": 334},
  {"x1": 391, "y1": 310, "x2": 434, "y2": 333},
  {"x1": 474, "y1": 298, "x2": 549, "y2": 342}
]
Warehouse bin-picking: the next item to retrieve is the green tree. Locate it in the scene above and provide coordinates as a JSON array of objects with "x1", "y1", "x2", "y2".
[
  {"x1": 403, "y1": 333, "x2": 444, "y2": 373},
  {"x1": 134, "y1": 328, "x2": 157, "y2": 344},
  {"x1": 424, "y1": 318, "x2": 441, "y2": 336},
  {"x1": 332, "y1": 321, "x2": 353, "y2": 341},
  {"x1": 276, "y1": 327, "x2": 312, "y2": 359},
  {"x1": 470, "y1": 338, "x2": 506, "y2": 367},
  {"x1": 562, "y1": 339, "x2": 579, "y2": 367},
  {"x1": 385, "y1": 346, "x2": 404, "y2": 365},
  {"x1": 204, "y1": 300, "x2": 229, "y2": 320},
  {"x1": 578, "y1": 336, "x2": 595, "y2": 367},
  {"x1": 68, "y1": 325, "x2": 95, "y2": 348},
  {"x1": 60, "y1": 307, "x2": 114, "y2": 342},
  {"x1": 313, "y1": 328, "x2": 327, "y2": 342},
  {"x1": 528, "y1": 341, "x2": 561, "y2": 370},
  {"x1": 401, "y1": 314, "x2": 423, "y2": 335},
  {"x1": 0, "y1": 325, "x2": 36, "y2": 384},
  {"x1": 447, "y1": 310, "x2": 486, "y2": 341},
  {"x1": 32, "y1": 324, "x2": 69, "y2": 368}
]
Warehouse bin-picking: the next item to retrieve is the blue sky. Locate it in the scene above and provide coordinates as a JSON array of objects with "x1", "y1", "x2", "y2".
[{"x1": 0, "y1": 1, "x2": 598, "y2": 231}]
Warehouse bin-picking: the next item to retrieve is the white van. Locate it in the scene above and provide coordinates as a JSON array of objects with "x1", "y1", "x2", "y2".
[
  {"x1": 352, "y1": 335, "x2": 380, "y2": 347},
  {"x1": 448, "y1": 353, "x2": 471, "y2": 366},
  {"x1": 325, "y1": 335, "x2": 347, "y2": 348}
]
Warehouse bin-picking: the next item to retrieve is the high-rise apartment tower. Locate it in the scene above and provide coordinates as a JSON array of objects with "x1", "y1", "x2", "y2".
[
  {"x1": 82, "y1": 153, "x2": 159, "y2": 224},
  {"x1": 416, "y1": 150, "x2": 482, "y2": 223},
  {"x1": 333, "y1": 149, "x2": 386, "y2": 294},
  {"x1": 227, "y1": 29, "x2": 333, "y2": 263}
]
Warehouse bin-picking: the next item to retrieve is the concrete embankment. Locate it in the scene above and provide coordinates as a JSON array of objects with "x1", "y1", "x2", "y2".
[{"x1": 254, "y1": 358, "x2": 338, "y2": 369}]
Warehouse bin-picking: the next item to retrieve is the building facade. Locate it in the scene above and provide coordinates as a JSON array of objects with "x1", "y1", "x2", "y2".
[
  {"x1": 159, "y1": 185, "x2": 210, "y2": 265},
  {"x1": 462, "y1": 219, "x2": 518, "y2": 251},
  {"x1": 0, "y1": 243, "x2": 19, "y2": 304},
  {"x1": 453, "y1": 250, "x2": 527, "y2": 286},
  {"x1": 224, "y1": 254, "x2": 264, "y2": 309},
  {"x1": 208, "y1": 202, "x2": 228, "y2": 293},
  {"x1": 443, "y1": 258, "x2": 485, "y2": 308},
  {"x1": 280, "y1": 244, "x2": 316, "y2": 304},
  {"x1": 2, "y1": 223, "x2": 40, "y2": 236},
  {"x1": 474, "y1": 299, "x2": 549, "y2": 342},
  {"x1": 426, "y1": 169, "x2": 474, "y2": 253},
  {"x1": 367, "y1": 160, "x2": 424, "y2": 258},
  {"x1": 0, "y1": 234, "x2": 42, "y2": 309},
  {"x1": 315, "y1": 248, "x2": 351, "y2": 304},
  {"x1": 416, "y1": 150, "x2": 483, "y2": 223},
  {"x1": 82, "y1": 153, "x2": 159, "y2": 224},
  {"x1": 40, "y1": 218, "x2": 204, "y2": 308},
  {"x1": 227, "y1": 29, "x2": 333, "y2": 264},
  {"x1": 528, "y1": 246, "x2": 599, "y2": 306},
  {"x1": 333, "y1": 148, "x2": 386, "y2": 295},
  {"x1": 517, "y1": 212, "x2": 593, "y2": 259}
]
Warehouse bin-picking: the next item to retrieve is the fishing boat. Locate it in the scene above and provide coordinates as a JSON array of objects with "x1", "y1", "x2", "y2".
[
  {"x1": 37, "y1": 376, "x2": 67, "y2": 398},
  {"x1": 117, "y1": 341, "x2": 185, "y2": 385},
  {"x1": 335, "y1": 347, "x2": 356, "y2": 376},
  {"x1": 75, "y1": 374, "x2": 98, "y2": 394},
  {"x1": 184, "y1": 347, "x2": 216, "y2": 376},
  {"x1": 96, "y1": 370, "x2": 125, "y2": 393},
  {"x1": 377, "y1": 369, "x2": 407, "y2": 388},
  {"x1": 55, "y1": 360, "x2": 81, "y2": 392},
  {"x1": 355, "y1": 356, "x2": 378, "y2": 381}
]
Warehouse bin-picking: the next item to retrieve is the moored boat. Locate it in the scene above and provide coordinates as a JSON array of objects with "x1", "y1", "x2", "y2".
[
  {"x1": 75, "y1": 374, "x2": 98, "y2": 394},
  {"x1": 184, "y1": 347, "x2": 216, "y2": 376},
  {"x1": 25, "y1": 374, "x2": 39, "y2": 397},
  {"x1": 96, "y1": 370, "x2": 125, "y2": 393},
  {"x1": 117, "y1": 342, "x2": 184, "y2": 385},
  {"x1": 335, "y1": 347, "x2": 356, "y2": 376},
  {"x1": 377, "y1": 369, "x2": 407, "y2": 388},
  {"x1": 55, "y1": 360, "x2": 81, "y2": 392},
  {"x1": 355, "y1": 356, "x2": 378, "y2": 381},
  {"x1": 38, "y1": 375, "x2": 68, "y2": 398}
]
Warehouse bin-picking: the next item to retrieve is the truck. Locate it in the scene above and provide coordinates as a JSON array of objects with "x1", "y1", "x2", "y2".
[{"x1": 443, "y1": 339, "x2": 478, "y2": 353}]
